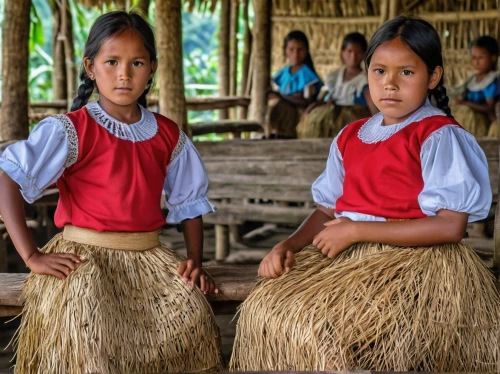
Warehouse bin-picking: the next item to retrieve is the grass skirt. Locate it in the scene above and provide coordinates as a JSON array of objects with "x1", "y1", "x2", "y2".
[
  {"x1": 14, "y1": 232, "x2": 223, "y2": 373},
  {"x1": 266, "y1": 98, "x2": 301, "y2": 138},
  {"x1": 451, "y1": 104, "x2": 490, "y2": 137},
  {"x1": 230, "y1": 243, "x2": 500, "y2": 372},
  {"x1": 297, "y1": 104, "x2": 370, "y2": 139},
  {"x1": 487, "y1": 119, "x2": 498, "y2": 138}
]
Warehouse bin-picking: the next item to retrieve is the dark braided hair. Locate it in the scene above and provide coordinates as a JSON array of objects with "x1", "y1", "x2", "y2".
[
  {"x1": 365, "y1": 15, "x2": 453, "y2": 118},
  {"x1": 71, "y1": 11, "x2": 157, "y2": 112},
  {"x1": 283, "y1": 30, "x2": 318, "y2": 75}
]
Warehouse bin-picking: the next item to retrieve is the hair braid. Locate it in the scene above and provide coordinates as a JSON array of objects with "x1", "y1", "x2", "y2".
[
  {"x1": 430, "y1": 83, "x2": 453, "y2": 118},
  {"x1": 71, "y1": 72, "x2": 95, "y2": 111},
  {"x1": 137, "y1": 78, "x2": 153, "y2": 108}
]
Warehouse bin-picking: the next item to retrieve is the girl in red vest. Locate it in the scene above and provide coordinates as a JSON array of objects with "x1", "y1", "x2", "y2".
[
  {"x1": 0, "y1": 11, "x2": 222, "y2": 373},
  {"x1": 231, "y1": 16, "x2": 499, "y2": 372}
]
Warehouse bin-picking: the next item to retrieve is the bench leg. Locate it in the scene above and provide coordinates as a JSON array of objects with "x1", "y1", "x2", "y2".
[
  {"x1": 215, "y1": 224, "x2": 230, "y2": 260},
  {"x1": 229, "y1": 224, "x2": 241, "y2": 245}
]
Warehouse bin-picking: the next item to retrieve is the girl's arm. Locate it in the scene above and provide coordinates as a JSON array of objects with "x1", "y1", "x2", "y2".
[
  {"x1": 177, "y1": 216, "x2": 217, "y2": 295},
  {"x1": 280, "y1": 91, "x2": 316, "y2": 107},
  {"x1": 0, "y1": 173, "x2": 84, "y2": 279},
  {"x1": 314, "y1": 209, "x2": 467, "y2": 258},
  {"x1": 461, "y1": 98, "x2": 496, "y2": 119}
]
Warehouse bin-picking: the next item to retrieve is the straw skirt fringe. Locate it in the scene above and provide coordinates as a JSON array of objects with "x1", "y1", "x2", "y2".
[
  {"x1": 14, "y1": 233, "x2": 223, "y2": 374},
  {"x1": 297, "y1": 104, "x2": 370, "y2": 139},
  {"x1": 451, "y1": 104, "x2": 490, "y2": 137},
  {"x1": 230, "y1": 243, "x2": 500, "y2": 372},
  {"x1": 266, "y1": 98, "x2": 302, "y2": 138}
]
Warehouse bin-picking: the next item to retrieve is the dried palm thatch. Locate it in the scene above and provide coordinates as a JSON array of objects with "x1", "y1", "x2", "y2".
[
  {"x1": 297, "y1": 104, "x2": 370, "y2": 138},
  {"x1": 13, "y1": 232, "x2": 223, "y2": 374},
  {"x1": 271, "y1": 0, "x2": 499, "y2": 86},
  {"x1": 230, "y1": 243, "x2": 500, "y2": 372},
  {"x1": 450, "y1": 103, "x2": 491, "y2": 137}
]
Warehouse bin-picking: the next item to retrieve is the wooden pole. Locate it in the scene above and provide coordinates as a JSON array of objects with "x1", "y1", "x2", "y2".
[
  {"x1": 218, "y1": 0, "x2": 231, "y2": 120},
  {"x1": 135, "y1": 0, "x2": 150, "y2": 17},
  {"x1": 229, "y1": 0, "x2": 240, "y2": 120},
  {"x1": 156, "y1": 0, "x2": 189, "y2": 134},
  {"x1": 248, "y1": 0, "x2": 271, "y2": 124},
  {"x1": 61, "y1": 0, "x2": 77, "y2": 110},
  {"x1": 239, "y1": 0, "x2": 252, "y2": 119},
  {"x1": 0, "y1": 0, "x2": 31, "y2": 141},
  {"x1": 388, "y1": 0, "x2": 399, "y2": 19},
  {"x1": 51, "y1": 2, "x2": 67, "y2": 104}
]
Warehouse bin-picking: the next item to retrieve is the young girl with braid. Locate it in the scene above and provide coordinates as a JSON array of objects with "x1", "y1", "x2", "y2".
[
  {"x1": 0, "y1": 11, "x2": 222, "y2": 373},
  {"x1": 231, "y1": 16, "x2": 499, "y2": 372}
]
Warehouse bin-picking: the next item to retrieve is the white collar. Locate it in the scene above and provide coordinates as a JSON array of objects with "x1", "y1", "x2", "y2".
[
  {"x1": 86, "y1": 101, "x2": 158, "y2": 142},
  {"x1": 358, "y1": 99, "x2": 447, "y2": 144},
  {"x1": 466, "y1": 71, "x2": 499, "y2": 92}
]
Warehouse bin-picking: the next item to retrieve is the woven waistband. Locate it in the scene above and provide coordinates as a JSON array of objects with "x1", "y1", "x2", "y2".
[{"x1": 63, "y1": 225, "x2": 160, "y2": 251}]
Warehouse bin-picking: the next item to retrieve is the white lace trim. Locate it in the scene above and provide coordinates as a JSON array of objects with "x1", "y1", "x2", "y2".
[
  {"x1": 170, "y1": 131, "x2": 187, "y2": 163},
  {"x1": 53, "y1": 114, "x2": 78, "y2": 167},
  {"x1": 86, "y1": 101, "x2": 158, "y2": 142},
  {"x1": 466, "y1": 71, "x2": 499, "y2": 92},
  {"x1": 358, "y1": 100, "x2": 447, "y2": 144}
]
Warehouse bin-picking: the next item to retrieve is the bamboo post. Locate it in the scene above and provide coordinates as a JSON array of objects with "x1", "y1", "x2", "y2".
[
  {"x1": 61, "y1": 0, "x2": 77, "y2": 110},
  {"x1": 389, "y1": 0, "x2": 399, "y2": 19},
  {"x1": 248, "y1": 0, "x2": 271, "y2": 124},
  {"x1": 239, "y1": 0, "x2": 252, "y2": 120},
  {"x1": 218, "y1": 0, "x2": 231, "y2": 120},
  {"x1": 0, "y1": 0, "x2": 30, "y2": 141},
  {"x1": 51, "y1": 2, "x2": 67, "y2": 105},
  {"x1": 215, "y1": 225, "x2": 230, "y2": 260},
  {"x1": 135, "y1": 0, "x2": 150, "y2": 17},
  {"x1": 156, "y1": 0, "x2": 189, "y2": 134},
  {"x1": 229, "y1": 0, "x2": 240, "y2": 120}
]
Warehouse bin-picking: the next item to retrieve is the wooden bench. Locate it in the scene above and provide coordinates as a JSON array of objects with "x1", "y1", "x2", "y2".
[
  {"x1": 196, "y1": 138, "x2": 500, "y2": 265},
  {"x1": 0, "y1": 265, "x2": 258, "y2": 317}
]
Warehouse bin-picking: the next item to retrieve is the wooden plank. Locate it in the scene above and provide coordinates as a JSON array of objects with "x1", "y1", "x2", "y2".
[
  {"x1": 190, "y1": 120, "x2": 263, "y2": 136},
  {"x1": 203, "y1": 203, "x2": 314, "y2": 225},
  {"x1": 204, "y1": 160, "x2": 326, "y2": 178},
  {"x1": 209, "y1": 182, "x2": 313, "y2": 202},
  {"x1": 0, "y1": 265, "x2": 259, "y2": 316},
  {"x1": 0, "y1": 273, "x2": 25, "y2": 307},
  {"x1": 196, "y1": 138, "x2": 333, "y2": 159}
]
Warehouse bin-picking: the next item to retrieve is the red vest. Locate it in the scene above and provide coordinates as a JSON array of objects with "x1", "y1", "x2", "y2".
[
  {"x1": 54, "y1": 107, "x2": 180, "y2": 232},
  {"x1": 335, "y1": 115, "x2": 462, "y2": 219}
]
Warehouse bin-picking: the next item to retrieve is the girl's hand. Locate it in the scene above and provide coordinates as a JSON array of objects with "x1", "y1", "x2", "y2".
[
  {"x1": 258, "y1": 243, "x2": 295, "y2": 279},
  {"x1": 454, "y1": 96, "x2": 465, "y2": 105},
  {"x1": 312, "y1": 217, "x2": 357, "y2": 259},
  {"x1": 177, "y1": 259, "x2": 218, "y2": 295},
  {"x1": 26, "y1": 251, "x2": 86, "y2": 280},
  {"x1": 267, "y1": 88, "x2": 281, "y2": 100}
]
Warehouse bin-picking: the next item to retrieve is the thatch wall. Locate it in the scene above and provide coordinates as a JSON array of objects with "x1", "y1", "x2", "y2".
[{"x1": 271, "y1": 0, "x2": 499, "y2": 86}]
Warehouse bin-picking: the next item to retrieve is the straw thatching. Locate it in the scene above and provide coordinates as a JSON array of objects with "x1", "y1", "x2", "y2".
[
  {"x1": 270, "y1": 0, "x2": 499, "y2": 86},
  {"x1": 231, "y1": 243, "x2": 500, "y2": 371}
]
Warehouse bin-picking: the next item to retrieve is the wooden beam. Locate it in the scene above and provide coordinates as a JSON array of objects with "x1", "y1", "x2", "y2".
[
  {"x1": 419, "y1": 10, "x2": 500, "y2": 22},
  {"x1": 271, "y1": 15, "x2": 381, "y2": 24},
  {"x1": 249, "y1": 0, "x2": 271, "y2": 124},
  {"x1": 190, "y1": 120, "x2": 262, "y2": 136},
  {"x1": 1, "y1": 0, "x2": 31, "y2": 141},
  {"x1": 156, "y1": 0, "x2": 189, "y2": 134},
  {"x1": 0, "y1": 265, "x2": 259, "y2": 316},
  {"x1": 218, "y1": 0, "x2": 231, "y2": 120}
]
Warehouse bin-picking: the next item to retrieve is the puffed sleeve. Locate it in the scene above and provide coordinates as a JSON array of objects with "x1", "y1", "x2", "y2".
[
  {"x1": 0, "y1": 116, "x2": 76, "y2": 203},
  {"x1": 163, "y1": 134, "x2": 216, "y2": 223},
  {"x1": 419, "y1": 125, "x2": 492, "y2": 222},
  {"x1": 311, "y1": 129, "x2": 345, "y2": 209},
  {"x1": 483, "y1": 79, "x2": 499, "y2": 99}
]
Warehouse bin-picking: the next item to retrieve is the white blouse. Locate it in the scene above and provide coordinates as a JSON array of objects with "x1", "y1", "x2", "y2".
[
  {"x1": 312, "y1": 100, "x2": 492, "y2": 222},
  {"x1": 0, "y1": 102, "x2": 215, "y2": 224}
]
